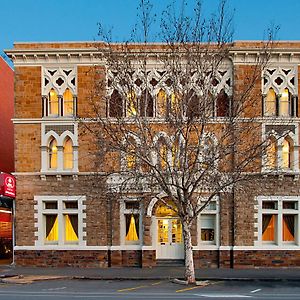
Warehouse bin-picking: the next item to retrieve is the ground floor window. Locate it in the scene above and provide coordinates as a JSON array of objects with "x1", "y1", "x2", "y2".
[
  {"x1": 258, "y1": 196, "x2": 299, "y2": 245},
  {"x1": 35, "y1": 196, "x2": 85, "y2": 246},
  {"x1": 198, "y1": 199, "x2": 219, "y2": 245},
  {"x1": 122, "y1": 200, "x2": 142, "y2": 245}
]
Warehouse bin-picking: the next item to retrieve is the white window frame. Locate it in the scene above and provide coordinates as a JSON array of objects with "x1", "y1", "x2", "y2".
[
  {"x1": 41, "y1": 122, "x2": 79, "y2": 174},
  {"x1": 197, "y1": 197, "x2": 220, "y2": 248},
  {"x1": 34, "y1": 195, "x2": 86, "y2": 247},
  {"x1": 120, "y1": 198, "x2": 143, "y2": 248},
  {"x1": 256, "y1": 196, "x2": 300, "y2": 247}
]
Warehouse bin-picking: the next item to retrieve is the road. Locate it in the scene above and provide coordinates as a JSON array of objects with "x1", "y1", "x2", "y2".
[{"x1": 0, "y1": 279, "x2": 299, "y2": 299}]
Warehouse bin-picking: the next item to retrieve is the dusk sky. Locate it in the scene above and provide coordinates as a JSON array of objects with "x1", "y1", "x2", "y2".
[{"x1": 1, "y1": 0, "x2": 300, "y2": 56}]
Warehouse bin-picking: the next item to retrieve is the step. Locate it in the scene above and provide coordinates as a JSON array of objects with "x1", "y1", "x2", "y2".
[{"x1": 156, "y1": 259, "x2": 185, "y2": 267}]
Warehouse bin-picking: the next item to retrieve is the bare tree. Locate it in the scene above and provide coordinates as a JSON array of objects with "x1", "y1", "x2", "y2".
[{"x1": 81, "y1": 0, "x2": 280, "y2": 284}]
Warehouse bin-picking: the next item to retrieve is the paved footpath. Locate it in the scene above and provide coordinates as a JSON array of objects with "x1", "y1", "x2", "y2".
[{"x1": 0, "y1": 265, "x2": 300, "y2": 282}]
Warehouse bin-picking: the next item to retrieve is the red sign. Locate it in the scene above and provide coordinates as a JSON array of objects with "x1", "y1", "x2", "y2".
[{"x1": 0, "y1": 173, "x2": 16, "y2": 198}]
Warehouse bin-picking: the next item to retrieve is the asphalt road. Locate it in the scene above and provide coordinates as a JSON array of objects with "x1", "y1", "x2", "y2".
[{"x1": 0, "y1": 279, "x2": 299, "y2": 299}]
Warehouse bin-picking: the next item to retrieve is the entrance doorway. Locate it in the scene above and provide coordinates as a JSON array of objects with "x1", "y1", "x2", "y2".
[
  {"x1": 0, "y1": 206, "x2": 13, "y2": 264},
  {"x1": 155, "y1": 200, "x2": 184, "y2": 260},
  {"x1": 157, "y1": 218, "x2": 184, "y2": 259}
]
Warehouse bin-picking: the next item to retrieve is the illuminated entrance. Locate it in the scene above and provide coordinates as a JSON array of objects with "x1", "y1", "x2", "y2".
[{"x1": 156, "y1": 201, "x2": 184, "y2": 259}]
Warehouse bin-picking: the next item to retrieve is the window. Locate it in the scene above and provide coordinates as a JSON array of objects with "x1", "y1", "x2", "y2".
[
  {"x1": 35, "y1": 196, "x2": 85, "y2": 247},
  {"x1": 42, "y1": 67, "x2": 77, "y2": 118},
  {"x1": 282, "y1": 137, "x2": 292, "y2": 169},
  {"x1": 140, "y1": 90, "x2": 154, "y2": 117},
  {"x1": 109, "y1": 90, "x2": 123, "y2": 118},
  {"x1": 157, "y1": 89, "x2": 167, "y2": 118},
  {"x1": 41, "y1": 124, "x2": 78, "y2": 174},
  {"x1": 63, "y1": 137, "x2": 73, "y2": 170},
  {"x1": 49, "y1": 89, "x2": 59, "y2": 116},
  {"x1": 198, "y1": 200, "x2": 218, "y2": 245},
  {"x1": 159, "y1": 140, "x2": 168, "y2": 170},
  {"x1": 186, "y1": 90, "x2": 200, "y2": 118},
  {"x1": 258, "y1": 197, "x2": 299, "y2": 245},
  {"x1": 216, "y1": 89, "x2": 230, "y2": 117},
  {"x1": 265, "y1": 88, "x2": 276, "y2": 116},
  {"x1": 122, "y1": 200, "x2": 141, "y2": 245},
  {"x1": 48, "y1": 137, "x2": 58, "y2": 169},
  {"x1": 265, "y1": 137, "x2": 277, "y2": 169},
  {"x1": 127, "y1": 90, "x2": 137, "y2": 117},
  {"x1": 63, "y1": 88, "x2": 74, "y2": 116}
]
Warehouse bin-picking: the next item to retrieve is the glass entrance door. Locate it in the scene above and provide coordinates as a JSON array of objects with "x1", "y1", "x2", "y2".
[{"x1": 156, "y1": 218, "x2": 184, "y2": 259}]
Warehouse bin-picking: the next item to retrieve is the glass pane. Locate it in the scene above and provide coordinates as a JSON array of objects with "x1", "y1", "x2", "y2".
[
  {"x1": 172, "y1": 219, "x2": 182, "y2": 243},
  {"x1": 127, "y1": 90, "x2": 137, "y2": 116},
  {"x1": 45, "y1": 214, "x2": 58, "y2": 242},
  {"x1": 63, "y1": 138, "x2": 73, "y2": 170},
  {"x1": 262, "y1": 214, "x2": 275, "y2": 241},
  {"x1": 158, "y1": 219, "x2": 168, "y2": 243},
  {"x1": 283, "y1": 215, "x2": 295, "y2": 242},
  {"x1": 155, "y1": 201, "x2": 178, "y2": 217},
  {"x1": 280, "y1": 89, "x2": 289, "y2": 116},
  {"x1": 49, "y1": 138, "x2": 58, "y2": 169},
  {"x1": 65, "y1": 214, "x2": 78, "y2": 242},
  {"x1": 125, "y1": 214, "x2": 139, "y2": 242},
  {"x1": 266, "y1": 139, "x2": 277, "y2": 169},
  {"x1": 201, "y1": 228, "x2": 215, "y2": 241},
  {"x1": 64, "y1": 201, "x2": 78, "y2": 209},
  {"x1": 49, "y1": 89, "x2": 59, "y2": 115},
  {"x1": 125, "y1": 202, "x2": 139, "y2": 210},
  {"x1": 265, "y1": 88, "x2": 276, "y2": 116},
  {"x1": 44, "y1": 201, "x2": 58, "y2": 209},
  {"x1": 63, "y1": 89, "x2": 73, "y2": 116},
  {"x1": 262, "y1": 201, "x2": 277, "y2": 209},
  {"x1": 283, "y1": 201, "x2": 297, "y2": 210}
]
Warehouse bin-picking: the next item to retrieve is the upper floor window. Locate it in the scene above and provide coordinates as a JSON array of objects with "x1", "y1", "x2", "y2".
[
  {"x1": 263, "y1": 68, "x2": 298, "y2": 117},
  {"x1": 216, "y1": 89, "x2": 230, "y2": 117},
  {"x1": 42, "y1": 67, "x2": 77, "y2": 118},
  {"x1": 41, "y1": 124, "x2": 78, "y2": 174}
]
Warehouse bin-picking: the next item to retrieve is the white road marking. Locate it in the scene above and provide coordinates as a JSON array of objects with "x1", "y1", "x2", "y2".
[
  {"x1": 47, "y1": 287, "x2": 67, "y2": 291},
  {"x1": 250, "y1": 288, "x2": 261, "y2": 293},
  {"x1": 195, "y1": 294, "x2": 252, "y2": 298}
]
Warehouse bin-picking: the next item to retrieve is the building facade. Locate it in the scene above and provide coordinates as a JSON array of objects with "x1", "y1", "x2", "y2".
[{"x1": 5, "y1": 41, "x2": 300, "y2": 268}]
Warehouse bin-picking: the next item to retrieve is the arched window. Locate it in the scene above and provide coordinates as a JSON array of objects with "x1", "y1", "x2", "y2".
[
  {"x1": 158, "y1": 138, "x2": 168, "y2": 170},
  {"x1": 127, "y1": 90, "x2": 137, "y2": 117},
  {"x1": 279, "y1": 88, "x2": 291, "y2": 117},
  {"x1": 109, "y1": 90, "x2": 123, "y2": 118},
  {"x1": 157, "y1": 89, "x2": 167, "y2": 117},
  {"x1": 126, "y1": 141, "x2": 136, "y2": 170},
  {"x1": 63, "y1": 137, "x2": 73, "y2": 170},
  {"x1": 282, "y1": 138, "x2": 292, "y2": 169},
  {"x1": 216, "y1": 89, "x2": 230, "y2": 117},
  {"x1": 266, "y1": 137, "x2": 277, "y2": 169},
  {"x1": 49, "y1": 89, "x2": 59, "y2": 116},
  {"x1": 186, "y1": 90, "x2": 200, "y2": 118},
  {"x1": 48, "y1": 137, "x2": 58, "y2": 169},
  {"x1": 265, "y1": 88, "x2": 276, "y2": 116},
  {"x1": 63, "y1": 88, "x2": 73, "y2": 116},
  {"x1": 140, "y1": 90, "x2": 154, "y2": 117}
]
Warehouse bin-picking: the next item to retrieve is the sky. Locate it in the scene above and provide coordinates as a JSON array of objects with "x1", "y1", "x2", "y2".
[{"x1": 1, "y1": 0, "x2": 300, "y2": 58}]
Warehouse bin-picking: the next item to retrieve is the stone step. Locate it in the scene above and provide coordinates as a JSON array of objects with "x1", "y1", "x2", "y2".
[{"x1": 156, "y1": 259, "x2": 185, "y2": 267}]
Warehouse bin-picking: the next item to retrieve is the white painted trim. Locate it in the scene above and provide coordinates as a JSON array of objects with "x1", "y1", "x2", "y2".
[{"x1": 233, "y1": 246, "x2": 300, "y2": 251}]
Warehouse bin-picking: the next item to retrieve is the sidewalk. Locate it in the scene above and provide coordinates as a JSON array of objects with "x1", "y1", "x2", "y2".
[{"x1": 1, "y1": 265, "x2": 300, "y2": 282}]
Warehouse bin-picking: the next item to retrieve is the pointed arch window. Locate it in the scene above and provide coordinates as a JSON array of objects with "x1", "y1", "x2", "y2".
[
  {"x1": 140, "y1": 90, "x2": 154, "y2": 117},
  {"x1": 109, "y1": 90, "x2": 123, "y2": 118},
  {"x1": 127, "y1": 90, "x2": 137, "y2": 117},
  {"x1": 63, "y1": 88, "x2": 74, "y2": 116},
  {"x1": 48, "y1": 137, "x2": 58, "y2": 169},
  {"x1": 265, "y1": 88, "x2": 276, "y2": 116},
  {"x1": 63, "y1": 137, "x2": 73, "y2": 170},
  {"x1": 282, "y1": 138, "x2": 292, "y2": 169},
  {"x1": 158, "y1": 139, "x2": 168, "y2": 170},
  {"x1": 126, "y1": 140, "x2": 137, "y2": 170},
  {"x1": 186, "y1": 90, "x2": 200, "y2": 118},
  {"x1": 266, "y1": 137, "x2": 277, "y2": 169},
  {"x1": 279, "y1": 88, "x2": 291, "y2": 117},
  {"x1": 49, "y1": 89, "x2": 59, "y2": 116},
  {"x1": 157, "y1": 89, "x2": 167, "y2": 118},
  {"x1": 216, "y1": 89, "x2": 230, "y2": 117}
]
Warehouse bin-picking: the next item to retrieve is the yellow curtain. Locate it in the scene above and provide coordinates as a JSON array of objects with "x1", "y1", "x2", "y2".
[
  {"x1": 65, "y1": 215, "x2": 78, "y2": 242},
  {"x1": 46, "y1": 216, "x2": 58, "y2": 241},
  {"x1": 125, "y1": 215, "x2": 138, "y2": 241}
]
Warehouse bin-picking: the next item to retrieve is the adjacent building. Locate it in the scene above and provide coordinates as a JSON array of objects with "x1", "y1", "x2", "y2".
[{"x1": 5, "y1": 41, "x2": 300, "y2": 268}]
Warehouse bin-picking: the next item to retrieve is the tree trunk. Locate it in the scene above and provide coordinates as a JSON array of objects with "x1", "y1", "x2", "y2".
[{"x1": 182, "y1": 221, "x2": 195, "y2": 284}]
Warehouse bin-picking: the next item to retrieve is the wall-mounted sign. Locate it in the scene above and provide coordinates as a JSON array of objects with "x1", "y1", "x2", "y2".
[{"x1": 0, "y1": 173, "x2": 16, "y2": 198}]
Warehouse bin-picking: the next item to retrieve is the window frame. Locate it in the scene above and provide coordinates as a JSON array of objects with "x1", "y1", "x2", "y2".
[
  {"x1": 35, "y1": 195, "x2": 86, "y2": 247},
  {"x1": 257, "y1": 196, "x2": 300, "y2": 247},
  {"x1": 120, "y1": 199, "x2": 143, "y2": 247}
]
